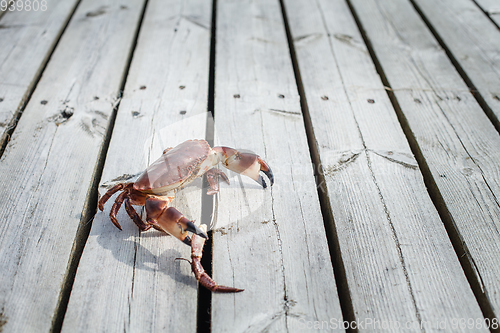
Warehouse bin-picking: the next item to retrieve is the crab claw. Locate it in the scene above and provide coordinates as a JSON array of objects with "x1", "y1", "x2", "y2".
[
  {"x1": 183, "y1": 236, "x2": 192, "y2": 246},
  {"x1": 214, "y1": 147, "x2": 274, "y2": 188},
  {"x1": 145, "y1": 198, "x2": 207, "y2": 244},
  {"x1": 186, "y1": 221, "x2": 208, "y2": 239}
]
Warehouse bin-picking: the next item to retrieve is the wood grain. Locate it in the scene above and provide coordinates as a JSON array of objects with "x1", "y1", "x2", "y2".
[
  {"x1": 0, "y1": 0, "x2": 145, "y2": 331},
  {"x1": 351, "y1": 0, "x2": 500, "y2": 320},
  {"x1": 211, "y1": 0, "x2": 344, "y2": 332},
  {"x1": 284, "y1": 0, "x2": 486, "y2": 330},
  {"x1": 62, "y1": 0, "x2": 213, "y2": 332},
  {"x1": 0, "y1": 0, "x2": 79, "y2": 148},
  {"x1": 412, "y1": 0, "x2": 500, "y2": 127}
]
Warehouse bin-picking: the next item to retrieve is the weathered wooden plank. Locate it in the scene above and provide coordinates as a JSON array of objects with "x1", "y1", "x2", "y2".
[
  {"x1": 284, "y1": 0, "x2": 486, "y2": 330},
  {"x1": 411, "y1": 0, "x2": 500, "y2": 127},
  {"x1": 472, "y1": 0, "x2": 500, "y2": 27},
  {"x1": 61, "y1": 0, "x2": 212, "y2": 332},
  {"x1": 0, "y1": 0, "x2": 79, "y2": 148},
  {"x1": 351, "y1": 0, "x2": 500, "y2": 320},
  {"x1": 0, "y1": 0, "x2": 144, "y2": 331},
  {"x1": 211, "y1": 0, "x2": 344, "y2": 331}
]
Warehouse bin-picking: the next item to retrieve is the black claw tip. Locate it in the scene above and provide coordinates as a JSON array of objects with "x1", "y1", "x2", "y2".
[
  {"x1": 182, "y1": 236, "x2": 192, "y2": 246},
  {"x1": 261, "y1": 168, "x2": 274, "y2": 186},
  {"x1": 186, "y1": 221, "x2": 208, "y2": 239},
  {"x1": 258, "y1": 175, "x2": 267, "y2": 189}
]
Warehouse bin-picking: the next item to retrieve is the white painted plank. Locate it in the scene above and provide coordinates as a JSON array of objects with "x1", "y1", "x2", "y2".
[
  {"x1": 0, "y1": 0, "x2": 79, "y2": 146},
  {"x1": 473, "y1": 0, "x2": 500, "y2": 26},
  {"x1": 211, "y1": 0, "x2": 344, "y2": 332},
  {"x1": 351, "y1": 0, "x2": 500, "y2": 320},
  {"x1": 411, "y1": 0, "x2": 500, "y2": 126},
  {"x1": 284, "y1": 0, "x2": 486, "y2": 330},
  {"x1": 61, "y1": 0, "x2": 213, "y2": 332},
  {"x1": 0, "y1": 1, "x2": 145, "y2": 332}
]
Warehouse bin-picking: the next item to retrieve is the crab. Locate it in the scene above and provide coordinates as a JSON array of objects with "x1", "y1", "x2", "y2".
[{"x1": 98, "y1": 139, "x2": 273, "y2": 292}]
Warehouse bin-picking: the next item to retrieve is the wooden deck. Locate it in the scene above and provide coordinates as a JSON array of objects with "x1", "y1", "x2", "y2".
[{"x1": 1, "y1": 0, "x2": 500, "y2": 332}]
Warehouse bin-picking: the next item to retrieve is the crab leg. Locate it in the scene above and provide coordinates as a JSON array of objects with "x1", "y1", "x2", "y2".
[
  {"x1": 124, "y1": 198, "x2": 151, "y2": 231},
  {"x1": 98, "y1": 183, "x2": 129, "y2": 211},
  {"x1": 213, "y1": 147, "x2": 274, "y2": 188},
  {"x1": 109, "y1": 191, "x2": 129, "y2": 230},
  {"x1": 205, "y1": 168, "x2": 230, "y2": 195},
  {"x1": 190, "y1": 225, "x2": 244, "y2": 293}
]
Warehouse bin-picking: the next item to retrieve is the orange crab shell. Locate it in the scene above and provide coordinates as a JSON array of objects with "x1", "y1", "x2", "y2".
[{"x1": 133, "y1": 139, "x2": 213, "y2": 195}]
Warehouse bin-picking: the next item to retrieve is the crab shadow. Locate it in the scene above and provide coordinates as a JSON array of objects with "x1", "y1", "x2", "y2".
[{"x1": 94, "y1": 203, "x2": 197, "y2": 290}]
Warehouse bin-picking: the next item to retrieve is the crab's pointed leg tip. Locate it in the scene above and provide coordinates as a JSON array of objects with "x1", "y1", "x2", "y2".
[
  {"x1": 214, "y1": 286, "x2": 245, "y2": 293},
  {"x1": 110, "y1": 218, "x2": 123, "y2": 230},
  {"x1": 186, "y1": 221, "x2": 208, "y2": 239},
  {"x1": 182, "y1": 236, "x2": 192, "y2": 246}
]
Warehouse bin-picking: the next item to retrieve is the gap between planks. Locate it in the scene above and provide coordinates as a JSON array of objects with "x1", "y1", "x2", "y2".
[
  {"x1": 472, "y1": 0, "x2": 500, "y2": 28},
  {"x1": 197, "y1": 0, "x2": 218, "y2": 330}
]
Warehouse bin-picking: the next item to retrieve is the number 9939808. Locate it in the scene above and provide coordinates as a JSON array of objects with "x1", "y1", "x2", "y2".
[{"x1": 1, "y1": 0, "x2": 47, "y2": 12}]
